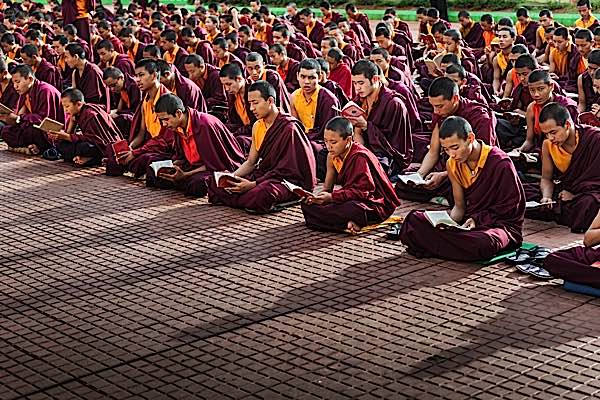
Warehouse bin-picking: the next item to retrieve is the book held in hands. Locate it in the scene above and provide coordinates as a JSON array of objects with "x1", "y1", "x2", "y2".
[
  {"x1": 281, "y1": 179, "x2": 316, "y2": 198},
  {"x1": 214, "y1": 171, "x2": 241, "y2": 188},
  {"x1": 149, "y1": 160, "x2": 175, "y2": 176},
  {"x1": 34, "y1": 117, "x2": 64, "y2": 133},
  {"x1": 423, "y1": 210, "x2": 472, "y2": 230},
  {"x1": 398, "y1": 172, "x2": 427, "y2": 185},
  {"x1": 111, "y1": 139, "x2": 131, "y2": 165},
  {"x1": 341, "y1": 101, "x2": 366, "y2": 119}
]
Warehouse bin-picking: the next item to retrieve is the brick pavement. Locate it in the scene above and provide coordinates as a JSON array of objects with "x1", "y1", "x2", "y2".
[{"x1": 1, "y1": 147, "x2": 599, "y2": 400}]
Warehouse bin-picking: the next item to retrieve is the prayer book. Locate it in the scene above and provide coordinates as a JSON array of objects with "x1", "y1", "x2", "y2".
[
  {"x1": 0, "y1": 103, "x2": 13, "y2": 115},
  {"x1": 507, "y1": 149, "x2": 538, "y2": 163},
  {"x1": 149, "y1": 160, "x2": 175, "y2": 176},
  {"x1": 341, "y1": 101, "x2": 366, "y2": 119},
  {"x1": 214, "y1": 171, "x2": 241, "y2": 188},
  {"x1": 112, "y1": 140, "x2": 131, "y2": 165},
  {"x1": 525, "y1": 200, "x2": 557, "y2": 209},
  {"x1": 34, "y1": 117, "x2": 64, "y2": 133},
  {"x1": 423, "y1": 210, "x2": 471, "y2": 230},
  {"x1": 398, "y1": 172, "x2": 427, "y2": 185},
  {"x1": 282, "y1": 179, "x2": 315, "y2": 198}
]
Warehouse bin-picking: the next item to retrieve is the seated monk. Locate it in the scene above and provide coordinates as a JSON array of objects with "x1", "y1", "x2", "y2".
[
  {"x1": 369, "y1": 47, "x2": 415, "y2": 92},
  {"x1": 0, "y1": 57, "x2": 18, "y2": 110},
  {"x1": 245, "y1": 51, "x2": 291, "y2": 113},
  {"x1": 549, "y1": 27, "x2": 586, "y2": 93},
  {"x1": 106, "y1": 58, "x2": 172, "y2": 177},
  {"x1": 183, "y1": 54, "x2": 227, "y2": 112},
  {"x1": 180, "y1": 27, "x2": 215, "y2": 66},
  {"x1": 445, "y1": 63, "x2": 487, "y2": 104},
  {"x1": 272, "y1": 24, "x2": 307, "y2": 62},
  {"x1": 219, "y1": 63, "x2": 257, "y2": 152},
  {"x1": 578, "y1": 48, "x2": 600, "y2": 112},
  {"x1": 0, "y1": 65, "x2": 64, "y2": 155},
  {"x1": 64, "y1": 42, "x2": 110, "y2": 111},
  {"x1": 20, "y1": 44, "x2": 62, "y2": 91},
  {"x1": 396, "y1": 77, "x2": 497, "y2": 203},
  {"x1": 118, "y1": 27, "x2": 146, "y2": 65},
  {"x1": 544, "y1": 209, "x2": 600, "y2": 287},
  {"x1": 515, "y1": 7, "x2": 540, "y2": 49},
  {"x1": 301, "y1": 116, "x2": 400, "y2": 233},
  {"x1": 289, "y1": 58, "x2": 339, "y2": 178},
  {"x1": 156, "y1": 59, "x2": 207, "y2": 112},
  {"x1": 326, "y1": 47, "x2": 353, "y2": 98},
  {"x1": 160, "y1": 29, "x2": 190, "y2": 77},
  {"x1": 492, "y1": 27, "x2": 516, "y2": 96},
  {"x1": 51, "y1": 88, "x2": 123, "y2": 167},
  {"x1": 212, "y1": 37, "x2": 244, "y2": 71},
  {"x1": 316, "y1": 57, "x2": 349, "y2": 107},
  {"x1": 575, "y1": 0, "x2": 599, "y2": 30},
  {"x1": 347, "y1": 59, "x2": 413, "y2": 177},
  {"x1": 103, "y1": 67, "x2": 141, "y2": 137},
  {"x1": 207, "y1": 80, "x2": 316, "y2": 214},
  {"x1": 519, "y1": 69, "x2": 578, "y2": 153},
  {"x1": 147, "y1": 93, "x2": 245, "y2": 197},
  {"x1": 526, "y1": 103, "x2": 600, "y2": 232},
  {"x1": 575, "y1": 28, "x2": 594, "y2": 63},
  {"x1": 535, "y1": 10, "x2": 560, "y2": 57},
  {"x1": 400, "y1": 116, "x2": 525, "y2": 261},
  {"x1": 500, "y1": 44, "x2": 530, "y2": 99},
  {"x1": 96, "y1": 39, "x2": 135, "y2": 78},
  {"x1": 458, "y1": 10, "x2": 485, "y2": 50},
  {"x1": 269, "y1": 44, "x2": 300, "y2": 93}
]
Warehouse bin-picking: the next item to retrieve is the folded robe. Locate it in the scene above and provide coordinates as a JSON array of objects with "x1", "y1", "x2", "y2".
[
  {"x1": 544, "y1": 246, "x2": 600, "y2": 287},
  {"x1": 73, "y1": 61, "x2": 111, "y2": 111}
]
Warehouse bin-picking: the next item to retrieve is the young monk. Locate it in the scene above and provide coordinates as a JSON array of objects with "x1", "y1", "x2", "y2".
[
  {"x1": 400, "y1": 116, "x2": 525, "y2": 261},
  {"x1": 575, "y1": 0, "x2": 599, "y2": 30},
  {"x1": 0, "y1": 57, "x2": 18, "y2": 110},
  {"x1": 213, "y1": 37, "x2": 244, "y2": 70},
  {"x1": 445, "y1": 63, "x2": 487, "y2": 105},
  {"x1": 180, "y1": 27, "x2": 215, "y2": 66},
  {"x1": 315, "y1": 57, "x2": 349, "y2": 107},
  {"x1": 103, "y1": 67, "x2": 141, "y2": 136},
  {"x1": 272, "y1": 24, "x2": 307, "y2": 62},
  {"x1": 156, "y1": 60, "x2": 207, "y2": 113},
  {"x1": 458, "y1": 10, "x2": 485, "y2": 50},
  {"x1": 326, "y1": 47, "x2": 352, "y2": 98},
  {"x1": 64, "y1": 42, "x2": 110, "y2": 111},
  {"x1": 527, "y1": 103, "x2": 600, "y2": 233},
  {"x1": 50, "y1": 88, "x2": 122, "y2": 167},
  {"x1": 0, "y1": 65, "x2": 64, "y2": 155},
  {"x1": 519, "y1": 70, "x2": 578, "y2": 153},
  {"x1": 207, "y1": 80, "x2": 316, "y2": 214},
  {"x1": 20, "y1": 44, "x2": 62, "y2": 91},
  {"x1": 301, "y1": 116, "x2": 400, "y2": 233},
  {"x1": 515, "y1": 7, "x2": 539, "y2": 49},
  {"x1": 544, "y1": 209, "x2": 600, "y2": 287},
  {"x1": 96, "y1": 39, "x2": 135, "y2": 77},
  {"x1": 535, "y1": 9, "x2": 560, "y2": 55},
  {"x1": 578, "y1": 49, "x2": 600, "y2": 112},
  {"x1": 575, "y1": 28, "x2": 594, "y2": 62},
  {"x1": 148, "y1": 93, "x2": 245, "y2": 197},
  {"x1": 118, "y1": 28, "x2": 146, "y2": 65},
  {"x1": 550, "y1": 27, "x2": 587, "y2": 93},
  {"x1": 269, "y1": 44, "x2": 300, "y2": 93},
  {"x1": 219, "y1": 63, "x2": 256, "y2": 151},
  {"x1": 492, "y1": 27, "x2": 516, "y2": 95},
  {"x1": 183, "y1": 54, "x2": 227, "y2": 111},
  {"x1": 245, "y1": 52, "x2": 291, "y2": 113},
  {"x1": 160, "y1": 29, "x2": 190, "y2": 76}
]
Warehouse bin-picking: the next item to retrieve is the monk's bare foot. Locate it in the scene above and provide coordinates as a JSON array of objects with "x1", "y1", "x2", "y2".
[
  {"x1": 73, "y1": 156, "x2": 92, "y2": 166},
  {"x1": 27, "y1": 144, "x2": 39, "y2": 155},
  {"x1": 347, "y1": 221, "x2": 360, "y2": 235}
]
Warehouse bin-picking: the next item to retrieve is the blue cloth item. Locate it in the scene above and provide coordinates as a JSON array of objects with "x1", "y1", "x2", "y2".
[{"x1": 563, "y1": 281, "x2": 600, "y2": 297}]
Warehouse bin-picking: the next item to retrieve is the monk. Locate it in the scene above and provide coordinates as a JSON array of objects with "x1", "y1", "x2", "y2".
[
  {"x1": 550, "y1": 27, "x2": 587, "y2": 93},
  {"x1": 219, "y1": 63, "x2": 256, "y2": 151},
  {"x1": 326, "y1": 47, "x2": 352, "y2": 98},
  {"x1": 575, "y1": 0, "x2": 599, "y2": 30},
  {"x1": 238, "y1": 25, "x2": 270, "y2": 63},
  {"x1": 180, "y1": 27, "x2": 215, "y2": 66},
  {"x1": 269, "y1": 44, "x2": 300, "y2": 93},
  {"x1": 527, "y1": 103, "x2": 600, "y2": 232},
  {"x1": 458, "y1": 10, "x2": 485, "y2": 49},
  {"x1": 348, "y1": 59, "x2": 413, "y2": 176},
  {"x1": 64, "y1": 42, "x2": 110, "y2": 111},
  {"x1": 316, "y1": 57, "x2": 349, "y2": 107},
  {"x1": 103, "y1": 67, "x2": 141, "y2": 136},
  {"x1": 96, "y1": 21, "x2": 124, "y2": 54},
  {"x1": 445, "y1": 63, "x2": 487, "y2": 105},
  {"x1": 519, "y1": 70, "x2": 578, "y2": 153},
  {"x1": 544, "y1": 210, "x2": 600, "y2": 287},
  {"x1": 118, "y1": 28, "x2": 146, "y2": 65},
  {"x1": 207, "y1": 80, "x2": 316, "y2": 214},
  {"x1": 346, "y1": 4, "x2": 373, "y2": 41},
  {"x1": 400, "y1": 116, "x2": 525, "y2": 261},
  {"x1": 250, "y1": 12, "x2": 273, "y2": 45},
  {"x1": 96, "y1": 39, "x2": 135, "y2": 77},
  {"x1": 299, "y1": 8, "x2": 325, "y2": 48},
  {"x1": 578, "y1": 49, "x2": 600, "y2": 112},
  {"x1": 51, "y1": 88, "x2": 122, "y2": 167},
  {"x1": 61, "y1": 0, "x2": 94, "y2": 43},
  {"x1": 160, "y1": 29, "x2": 190, "y2": 77},
  {"x1": 0, "y1": 65, "x2": 64, "y2": 155},
  {"x1": 183, "y1": 54, "x2": 227, "y2": 111},
  {"x1": 24, "y1": 29, "x2": 59, "y2": 65},
  {"x1": 515, "y1": 7, "x2": 539, "y2": 49},
  {"x1": 575, "y1": 28, "x2": 594, "y2": 62},
  {"x1": 245, "y1": 52, "x2": 291, "y2": 113},
  {"x1": 535, "y1": 9, "x2": 560, "y2": 56},
  {"x1": 52, "y1": 35, "x2": 73, "y2": 88},
  {"x1": 20, "y1": 44, "x2": 62, "y2": 91},
  {"x1": 156, "y1": 60, "x2": 207, "y2": 113},
  {"x1": 301, "y1": 116, "x2": 400, "y2": 233},
  {"x1": 148, "y1": 93, "x2": 245, "y2": 197},
  {"x1": 492, "y1": 27, "x2": 516, "y2": 95},
  {"x1": 106, "y1": 59, "x2": 172, "y2": 177},
  {"x1": 0, "y1": 57, "x2": 18, "y2": 111},
  {"x1": 63, "y1": 24, "x2": 93, "y2": 62},
  {"x1": 272, "y1": 24, "x2": 307, "y2": 62},
  {"x1": 226, "y1": 32, "x2": 250, "y2": 64},
  {"x1": 501, "y1": 44, "x2": 535, "y2": 98}
]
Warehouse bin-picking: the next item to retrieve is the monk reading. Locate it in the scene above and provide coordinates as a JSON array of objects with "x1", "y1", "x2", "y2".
[
  {"x1": 301, "y1": 116, "x2": 400, "y2": 233},
  {"x1": 207, "y1": 80, "x2": 316, "y2": 213},
  {"x1": 527, "y1": 102, "x2": 600, "y2": 232},
  {"x1": 1, "y1": 65, "x2": 64, "y2": 155},
  {"x1": 51, "y1": 88, "x2": 122, "y2": 167},
  {"x1": 20, "y1": 44, "x2": 62, "y2": 91},
  {"x1": 156, "y1": 59, "x2": 207, "y2": 113},
  {"x1": 219, "y1": 63, "x2": 256, "y2": 151},
  {"x1": 148, "y1": 93, "x2": 245, "y2": 197},
  {"x1": 245, "y1": 51, "x2": 291, "y2": 113},
  {"x1": 400, "y1": 116, "x2": 525, "y2": 261},
  {"x1": 183, "y1": 54, "x2": 227, "y2": 112}
]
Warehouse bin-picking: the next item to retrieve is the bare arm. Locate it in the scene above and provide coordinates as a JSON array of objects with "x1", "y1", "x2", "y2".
[
  {"x1": 233, "y1": 126, "x2": 259, "y2": 177},
  {"x1": 417, "y1": 123, "x2": 441, "y2": 176},
  {"x1": 548, "y1": 51, "x2": 556, "y2": 73},
  {"x1": 503, "y1": 68, "x2": 514, "y2": 98},
  {"x1": 492, "y1": 56, "x2": 502, "y2": 95},
  {"x1": 448, "y1": 168, "x2": 466, "y2": 223},
  {"x1": 577, "y1": 75, "x2": 587, "y2": 113},
  {"x1": 584, "y1": 210, "x2": 600, "y2": 247},
  {"x1": 540, "y1": 141, "x2": 555, "y2": 200},
  {"x1": 519, "y1": 102, "x2": 536, "y2": 152},
  {"x1": 322, "y1": 153, "x2": 336, "y2": 192}
]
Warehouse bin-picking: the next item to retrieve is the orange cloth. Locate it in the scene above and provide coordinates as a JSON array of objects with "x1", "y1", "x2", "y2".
[
  {"x1": 142, "y1": 88, "x2": 162, "y2": 138},
  {"x1": 483, "y1": 31, "x2": 495, "y2": 47},
  {"x1": 306, "y1": 21, "x2": 316, "y2": 38},
  {"x1": 575, "y1": 15, "x2": 597, "y2": 29},
  {"x1": 515, "y1": 20, "x2": 530, "y2": 36},
  {"x1": 234, "y1": 93, "x2": 250, "y2": 126},
  {"x1": 218, "y1": 54, "x2": 230, "y2": 68},
  {"x1": 551, "y1": 45, "x2": 568, "y2": 75},
  {"x1": 252, "y1": 119, "x2": 268, "y2": 151},
  {"x1": 255, "y1": 27, "x2": 268, "y2": 43},
  {"x1": 127, "y1": 41, "x2": 139, "y2": 63},
  {"x1": 57, "y1": 55, "x2": 66, "y2": 72},
  {"x1": 511, "y1": 68, "x2": 519, "y2": 87},
  {"x1": 164, "y1": 45, "x2": 180, "y2": 64},
  {"x1": 537, "y1": 26, "x2": 546, "y2": 44},
  {"x1": 447, "y1": 143, "x2": 492, "y2": 189},
  {"x1": 533, "y1": 102, "x2": 543, "y2": 135},
  {"x1": 178, "y1": 113, "x2": 201, "y2": 164},
  {"x1": 544, "y1": 132, "x2": 579, "y2": 173},
  {"x1": 120, "y1": 89, "x2": 130, "y2": 109},
  {"x1": 291, "y1": 86, "x2": 320, "y2": 131},
  {"x1": 496, "y1": 51, "x2": 509, "y2": 73},
  {"x1": 331, "y1": 145, "x2": 352, "y2": 173},
  {"x1": 24, "y1": 95, "x2": 32, "y2": 113},
  {"x1": 207, "y1": 31, "x2": 219, "y2": 43},
  {"x1": 277, "y1": 60, "x2": 290, "y2": 81},
  {"x1": 75, "y1": 0, "x2": 89, "y2": 19},
  {"x1": 459, "y1": 21, "x2": 473, "y2": 39}
]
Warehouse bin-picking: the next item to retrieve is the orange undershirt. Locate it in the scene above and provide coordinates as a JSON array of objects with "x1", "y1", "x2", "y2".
[
  {"x1": 447, "y1": 143, "x2": 492, "y2": 189},
  {"x1": 544, "y1": 131, "x2": 579, "y2": 173}
]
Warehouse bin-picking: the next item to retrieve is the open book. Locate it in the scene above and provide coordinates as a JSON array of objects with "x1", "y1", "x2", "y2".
[
  {"x1": 282, "y1": 179, "x2": 316, "y2": 198},
  {"x1": 149, "y1": 160, "x2": 175, "y2": 176},
  {"x1": 341, "y1": 101, "x2": 366, "y2": 119},
  {"x1": 34, "y1": 117, "x2": 64, "y2": 132},
  {"x1": 507, "y1": 149, "x2": 538, "y2": 163},
  {"x1": 214, "y1": 171, "x2": 241, "y2": 188},
  {"x1": 424, "y1": 210, "x2": 472, "y2": 230},
  {"x1": 398, "y1": 172, "x2": 427, "y2": 185},
  {"x1": 0, "y1": 102, "x2": 13, "y2": 115},
  {"x1": 525, "y1": 200, "x2": 557, "y2": 209}
]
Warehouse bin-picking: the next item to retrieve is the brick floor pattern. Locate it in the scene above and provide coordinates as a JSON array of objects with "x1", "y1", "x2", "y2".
[{"x1": 1, "y1": 147, "x2": 600, "y2": 400}]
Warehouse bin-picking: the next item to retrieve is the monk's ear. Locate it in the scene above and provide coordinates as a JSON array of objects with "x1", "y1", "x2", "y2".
[{"x1": 467, "y1": 132, "x2": 476, "y2": 143}]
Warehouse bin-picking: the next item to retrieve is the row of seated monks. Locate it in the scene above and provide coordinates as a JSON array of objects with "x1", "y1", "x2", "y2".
[{"x1": 0, "y1": 0, "x2": 598, "y2": 283}]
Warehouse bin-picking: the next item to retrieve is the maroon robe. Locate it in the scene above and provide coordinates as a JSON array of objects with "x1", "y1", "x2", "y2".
[
  {"x1": 279, "y1": 58, "x2": 300, "y2": 93},
  {"x1": 169, "y1": 66, "x2": 207, "y2": 113},
  {"x1": 0, "y1": 80, "x2": 19, "y2": 111},
  {"x1": 329, "y1": 62, "x2": 352, "y2": 99},
  {"x1": 127, "y1": 42, "x2": 146, "y2": 64},
  {"x1": 232, "y1": 47, "x2": 250, "y2": 65},
  {"x1": 226, "y1": 84, "x2": 257, "y2": 151},
  {"x1": 302, "y1": 142, "x2": 400, "y2": 231},
  {"x1": 292, "y1": 33, "x2": 319, "y2": 59},
  {"x1": 556, "y1": 46, "x2": 586, "y2": 93},
  {"x1": 352, "y1": 13, "x2": 373, "y2": 41},
  {"x1": 106, "y1": 53, "x2": 135, "y2": 77},
  {"x1": 109, "y1": 36, "x2": 125, "y2": 54},
  {"x1": 112, "y1": 72, "x2": 141, "y2": 136},
  {"x1": 62, "y1": 0, "x2": 94, "y2": 42},
  {"x1": 40, "y1": 44, "x2": 59, "y2": 65},
  {"x1": 527, "y1": 126, "x2": 600, "y2": 232},
  {"x1": 191, "y1": 41, "x2": 215, "y2": 66},
  {"x1": 341, "y1": 42, "x2": 362, "y2": 63},
  {"x1": 581, "y1": 71, "x2": 600, "y2": 112},
  {"x1": 136, "y1": 28, "x2": 154, "y2": 44},
  {"x1": 304, "y1": 21, "x2": 325, "y2": 47},
  {"x1": 400, "y1": 146, "x2": 525, "y2": 261},
  {"x1": 1, "y1": 79, "x2": 64, "y2": 152},
  {"x1": 544, "y1": 246, "x2": 600, "y2": 287},
  {"x1": 171, "y1": 46, "x2": 190, "y2": 77},
  {"x1": 520, "y1": 21, "x2": 540, "y2": 49},
  {"x1": 247, "y1": 39, "x2": 270, "y2": 63},
  {"x1": 148, "y1": 109, "x2": 244, "y2": 197},
  {"x1": 285, "y1": 42, "x2": 306, "y2": 62},
  {"x1": 463, "y1": 22, "x2": 485, "y2": 49},
  {"x1": 356, "y1": 86, "x2": 413, "y2": 175},
  {"x1": 34, "y1": 58, "x2": 62, "y2": 91},
  {"x1": 321, "y1": 80, "x2": 348, "y2": 107},
  {"x1": 255, "y1": 69, "x2": 291, "y2": 113},
  {"x1": 387, "y1": 79, "x2": 422, "y2": 131},
  {"x1": 431, "y1": 98, "x2": 497, "y2": 147},
  {"x1": 73, "y1": 61, "x2": 110, "y2": 111},
  {"x1": 207, "y1": 112, "x2": 317, "y2": 213},
  {"x1": 193, "y1": 64, "x2": 227, "y2": 111}
]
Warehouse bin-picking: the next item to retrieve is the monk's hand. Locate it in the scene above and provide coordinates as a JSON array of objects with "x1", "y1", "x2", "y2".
[
  {"x1": 558, "y1": 190, "x2": 574, "y2": 202},
  {"x1": 159, "y1": 165, "x2": 185, "y2": 182},
  {"x1": 592, "y1": 104, "x2": 600, "y2": 116},
  {"x1": 310, "y1": 192, "x2": 332, "y2": 205},
  {"x1": 228, "y1": 177, "x2": 256, "y2": 193},
  {"x1": 348, "y1": 116, "x2": 367, "y2": 130},
  {"x1": 117, "y1": 150, "x2": 134, "y2": 165},
  {"x1": 423, "y1": 171, "x2": 446, "y2": 189},
  {"x1": 2, "y1": 112, "x2": 18, "y2": 125},
  {"x1": 48, "y1": 130, "x2": 71, "y2": 142},
  {"x1": 540, "y1": 197, "x2": 555, "y2": 208},
  {"x1": 518, "y1": 140, "x2": 534, "y2": 153},
  {"x1": 462, "y1": 218, "x2": 476, "y2": 229}
]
